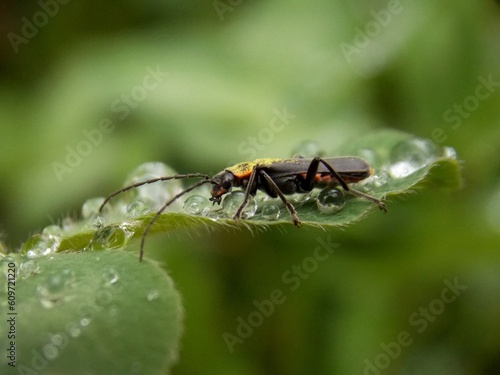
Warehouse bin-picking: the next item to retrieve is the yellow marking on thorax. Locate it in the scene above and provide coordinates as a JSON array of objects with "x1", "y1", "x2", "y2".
[{"x1": 226, "y1": 158, "x2": 299, "y2": 177}]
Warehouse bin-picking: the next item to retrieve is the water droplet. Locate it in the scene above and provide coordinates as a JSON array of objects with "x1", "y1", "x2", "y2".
[
  {"x1": 261, "y1": 204, "x2": 281, "y2": 221},
  {"x1": 317, "y1": 187, "x2": 346, "y2": 214},
  {"x1": 37, "y1": 271, "x2": 75, "y2": 308},
  {"x1": 125, "y1": 200, "x2": 150, "y2": 218},
  {"x1": 254, "y1": 191, "x2": 271, "y2": 203},
  {"x1": 123, "y1": 162, "x2": 183, "y2": 210},
  {"x1": 354, "y1": 148, "x2": 379, "y2": 166},
  {"x1": 42, "y1": 225, "x2": 63, "y2": 236},
  {"x1": 206, "y1": 209, "x2": 224, "y2": 221},
  {"x1": 222, "y1": 191, "x2": 257, "y2": 219},
  {"x1": 389, "y1": 138, "x2": 439, "y2": 178},
  {"x1": 60, "y1": 268, "x2": 76, "y2": 286},
  {"x1": 90, "y1": 224, "x2": 133, "y2": 250},
  {"x1": 43, "y1": 343, "x2": 59, "y2": 360},
  {"x1": 102, "y1": 267, "x2": 119, "y2": 286},
  {"x1": 92, "y1": 216, "x2": 105, "y2": 229},
  {"x1": 61, "y1": 216, "x2": 76, "y2": 231},
  {"x1": 21, "y1": 234, "x2": 61, "y2": 259},
  {"x1": 361, "y1": 169, "x2": 389, "y2": 191},
  {"x1": 147, "y1": 289, "x2": 159, "y2": 301},
  {"x1": 18, "y1": 260, "x2": 40, "y2": 280},
  {"x1": 183, "y1": 195, "x2": 210, "y2": 216},
  {"x1": 289, "y1": 192, "x2": 313, "y2": 207},
  {"x1": 291, "y1": 140, "x2": 321, "y2": 158},
  {"x1": 82, "y1": 197, "x2": 106, "y2": 219},
  {"x1": 441, "y1": 146, "x2": 457, "y2": 159},
  {"x1": 372, "y1": 170, "x2": 389, "y2": 187}
]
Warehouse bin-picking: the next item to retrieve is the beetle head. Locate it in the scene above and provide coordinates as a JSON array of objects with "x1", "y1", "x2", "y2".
[{"x1": 209, "y1": 171, "x2": 235, "y2": 205}]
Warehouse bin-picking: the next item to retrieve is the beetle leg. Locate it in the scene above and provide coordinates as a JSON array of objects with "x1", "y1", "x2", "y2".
[
  {"x1": 260, "y1": 170, "x2": 301, "y2": 227},
  {"x1": 346, "y1": 188, "x2": 387, "y2": 212},
  {"x1": 233, "y1": 165, "x2": 259, "y2": 221},
  {"x1": 317, "y1": 158, "x2": 386, "y2": 212}
]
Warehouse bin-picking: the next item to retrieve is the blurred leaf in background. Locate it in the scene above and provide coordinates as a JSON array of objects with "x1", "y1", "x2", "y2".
[{"x1": 1, "y1": 0, "x2": 500, "y2": 374}]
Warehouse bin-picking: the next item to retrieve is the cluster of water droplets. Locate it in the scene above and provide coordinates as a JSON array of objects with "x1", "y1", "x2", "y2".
[
  {"x1": 21, "y1": 234, "x2": 61, "y2": 259},
  {"x1": 8, "y1": 139, "x2": 458, "y2": 265},
  {"x1": 123, "y1": 162, "x2": 184, "y2": 211},
  {"x1": 175, "y1": 137, "x2": 458, "y2": 220},
  {"x1": 36, "y1": 268, "x2": 77, "y2": 308}
]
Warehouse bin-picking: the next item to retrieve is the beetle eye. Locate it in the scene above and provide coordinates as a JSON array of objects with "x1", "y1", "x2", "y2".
[{"x1": 222, "y1": 173, "x2": 235, "y2": 190}]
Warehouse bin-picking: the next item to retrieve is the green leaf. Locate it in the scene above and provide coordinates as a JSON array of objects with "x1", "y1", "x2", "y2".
[
  {"x1": 1, "y1": 251, "x2": 183, "y2": 375},
  {"x1": 46, "y1": 129, "x2": 461, "y2": 250}
]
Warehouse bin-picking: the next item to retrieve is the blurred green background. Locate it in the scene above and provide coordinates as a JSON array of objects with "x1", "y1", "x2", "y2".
[{"x1": 1, "y1": 0, "x2": 500, "y2": 374}]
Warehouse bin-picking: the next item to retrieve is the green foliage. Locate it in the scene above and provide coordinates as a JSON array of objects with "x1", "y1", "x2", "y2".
[
  {"x1": 1, "y1": 1, "x2": 498, "y2": 374},
  {"x1": 1, "y1": 251, "x2": 182, "y2": 375}
]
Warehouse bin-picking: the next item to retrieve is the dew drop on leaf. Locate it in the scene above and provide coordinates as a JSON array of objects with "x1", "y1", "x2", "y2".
[
  {"x1": 22, "y1": 234, "x2": 61, "y2": 259},
  {"x1": 182, "y1": 195, "x2": 210, "y2": 216},
  {"x1": 18, "y1": 259, "x2": 40, "y2": 280},
  {"x1": 388, "y1": 138, "x2": 439, "y2": 178},
  {"x1": 289, "y1": 192, "x2": 313, "y2": 207},
  {"x1": 42, "y1": 225, "x2": 63, "y2": 236},
  {"x1": 125, "y1": 200, "x2": 151, "y2": 218},
  {"x1": 91, "y1": 224, "x2": 133, "y2": 250},
  {"x1": 102, "y1": 266, "x2": 120, "y2": 286},
  {"x1": 93, "y1": 216, "x2": 105, "y2": 229},
  {"x1": 82, "y1": 197, "x2": 106, "y2": 219},
  {"x1": 317, "y1": 187, "x2": 346, "y2": 214},
  {"x1": 123, "y1": 162, "x2": 183, "y2": 210},
  {"x1": 37, "y1": 270, "x2": 75, "y2": 308},
  {"x1": 222, "y1": 191, "x2": 257, "y2": 219},
  {"x1": 147, "y1": 289, "x2": 160, "y2": 301},
  {"x1": 261, "y1": 204, "x2": 281, "y2": 220}
]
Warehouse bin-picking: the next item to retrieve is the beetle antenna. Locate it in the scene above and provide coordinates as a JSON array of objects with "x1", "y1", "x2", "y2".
[
  {"x1": 99, "y1": 173, "x2": 209, "y2": 213},
  {"x1": 139, "y1": 177, "x2": 212, "y2": 261}
]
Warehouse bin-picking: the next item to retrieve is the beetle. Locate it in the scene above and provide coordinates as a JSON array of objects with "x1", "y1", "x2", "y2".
[{"x1": 99, "y1": 156, "x2": 386, "y2": 261}]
